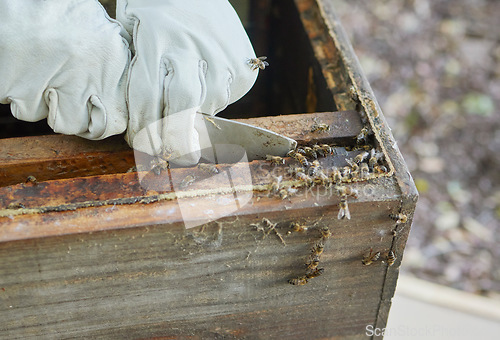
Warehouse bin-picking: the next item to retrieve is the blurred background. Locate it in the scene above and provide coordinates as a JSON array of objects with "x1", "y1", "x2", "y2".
[{"x1": 331, "y1": 0, "x2": 500, "y2": 300}]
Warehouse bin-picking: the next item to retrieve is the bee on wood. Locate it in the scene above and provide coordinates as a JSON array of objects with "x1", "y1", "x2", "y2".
[
  {"x1": 390, "y1": 213, "x2": 408, "y2": 224},
  {"x1": 356, "y1": 126, "x2": 371, "y2": 144},
  {"x1": 341, "y1": 166, "x2": 352, "y2": 180},
  {"x1": 150, "y1": 156, "x2": 170, "y2": 175},
  {"x1": 269, "y1": 175, "x2": 283, "y2": 194},
  {"x1": 290, "y1": 222, "x2": 309, "y2": 232},
  {"x1": 301, "y1": 146, "x2": 317, "y2": 159},
  {"x1": 305, "y1": 255, "x2": 320, "y2": 271},
  {"x1": 359, "y1": 163, "x2": 370, "y2": 179},
  {"x1": 306, "y1": 268, "x2": 324, "y2": 279},
  {"x1": 362, "y1": 249, "x2": 381, "y2": 266},
  {"x1": 311, "y1": 123, "x2": 330, "y2": 133},
  {"x1": 337, "y1": 185, "x2": 358, "y2": 199},
  {"x1": 288, "y1": 276, "x2": 309, "y2": 285},
  {"x1": 308, "y1": 160, "x2": 321, "y2": 176},
  {"x1": 25, "y1": 175, "x2": 38, "y2": 185},
  {"x1": 288, "y1": 166, "x2": 305, "y2": 176},
  {"x1": 7, "y1": 202, "x2": 26, "y2": 209},
  {"x1": 248, "y1": 56, "x2": 269, "y2": 70},
  {"x1": 279, "y1": 187, "x2": 297, "y2": 200},
  {"x1": 296, "y1": 172, "x2": 313, "y2": 187},
  {"x1": 330, "y1": 167, "x2": 343, "y2": 184},
  {"x1": 368, "y1": 149, "x2": 384, "y2": 168},
  {"x1": 293, "y1": 153, "x2": 309, "y2": 168},
  {"x1": 374, "y1": 165, "x2": 389, "y2": 174},
  {"x1": 311, "y1": 242, "x2": 325, "y2": 256},
  {"x1": 266, "y1": 154, "x2": 285, "y2": 165},
  {"x1": 354, "y1": 151, "x2": 370, "y2": 164},
  {"x1": 179, "y1": 174, "x2": 196, "y2": 188},
  {"x1": 387, "y1": 251, "x2": 396, "y2": 266},
  {"x1": 320, "y1": 226, "x2": 332, "y2": 239},
  {"x1": 320, "y1": 144, "x2": 333, "y2": 156},
  {"x1": 198, "y1": 163, "x2": 219, "y2": 174},
  {"x1": 314, "y1": 170, "x2": 330, "y2": 187},
  {"x1": 312, "y1": 144, "x2": 325, "y2": 157}
]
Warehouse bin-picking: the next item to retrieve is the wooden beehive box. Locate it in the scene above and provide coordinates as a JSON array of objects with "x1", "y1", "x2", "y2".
[{"x1": 0, "y1": 0, "x2": 417, "y2": 338}]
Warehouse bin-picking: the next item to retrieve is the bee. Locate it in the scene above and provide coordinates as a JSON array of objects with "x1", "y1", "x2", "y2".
[
  {"x1": 320, "y1": 144, "x2": 333, "y2": 155},
  {"x1": 198, "y1": 163, "x2": 219, "y2": 174},
  {"x1": 314, "y1": 170, "x2": 330, "y2": 187},
  {"x1": 374, "y1": 165, "x2": 388, "y2": 174},
  {"x1": 269, "y1": 175, "x2": 283, "y2": 194},
  {"x1": 248, "y1": 56, "x2": 269, "y2": 70},
  {"x1": 7, "y1": 202, "x2": 26, "y2": 209},
  {"x1": 387, "y1": 251, "x2": 396, "y2": 266},
  {"x1": 279, "y1": 187, "x2": 298, "y2": 200},
  {"x1": 305, "y1": 255, "x2": 320, "y2": 270},
  {"x1": 320, "y1": 226, "x2": 331, "y2": 239},
  {"x1": 311, "y1": 242, "x2": 325, "y2": 256},
  {"x1": 338, "y1": 199, "x2": 351, "y2": 220},
  {"x1": 330, "y1": 167, "x2": 343, "y2": 184},
  {"x1": 296, "y1": 172, "x2": 313, "y2": 187},
  {"x1": 266, "y1": 154, "x2": 285, "y2": 165},
  {"x1": 150, "y1": 156, "x2": 169, "y2": 175},
  {"x1": 301, "y1": 146, "x2": 317, "y2": 159},
  {"x1": 288, "y1": 276, "x2": 308, "y2": 285},
  {"x1": 341, "y1": 166, "x2": 352, "y2": 180},
  {"x1": 179, "y1": 174, "x2": 196, "y2": 188},
  {"x1": 359, "y1": 163, "x2": 370, "y2": 179},
  {"x1": 368, "y1": 149, "x2": 384, "y2": 168},
  {"x1": 311, "y1": 122, "x2": 330, "y2": 133},
  {"x1": 308, "y1": 160, "x2": 321, "y2": 176},
  {"x1": 356, "y1": 126, "x2": 371, "y2": 144},
  {"x1": 295, "y1": 148, "x2": 307, "y2": 156},
  {"x1": 362, "y1": 249, "x2": 381, "y2": 266},
  {"x1": 390, "y1": 213, "x2": 408, "y2": 224},
  {"x1": 312, "y1": 144, "x2": 325, "y2": 157},
  {"x1": 293, "y1": 153, "x2": 309, "y2": 167},
  {"x1": 286, "y1": 149, "x2": 298, "y2": 158},
  {"x1": 306, "y1": 268, "x2": 324, "y2": 279},
  {"x1": 288, "y1": 166, "x2": 305, "y2": 176},
  {"x1": 354, "y1": 151, "x2": 370, "y2": 164},
  {"x1": 25, "y1": 175, "x2": 38, "y2": 185},
  {"x1": 337, "y1": 186, "x2": 358, "y2": 199},
  {"x1": 290, "y1": 222, "x2": 308, "y2": 232}
]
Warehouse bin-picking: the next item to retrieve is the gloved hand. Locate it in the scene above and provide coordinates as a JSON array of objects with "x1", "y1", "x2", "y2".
[
  {"x1": 116, "y1": 0, "x2": 259, "y2": 165},
  {"x1": 0, "y1": 0, "x2": 131, "y2": 140}
]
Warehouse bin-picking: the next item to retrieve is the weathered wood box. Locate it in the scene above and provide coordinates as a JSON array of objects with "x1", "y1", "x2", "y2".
[{"x1": 0, "y1": 0, "x2": 417, "y2": 338}]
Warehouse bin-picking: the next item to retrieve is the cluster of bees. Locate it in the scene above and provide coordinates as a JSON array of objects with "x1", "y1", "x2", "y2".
[{"x1": 288, "y1": 226, "x2": 331, "y2": 285}]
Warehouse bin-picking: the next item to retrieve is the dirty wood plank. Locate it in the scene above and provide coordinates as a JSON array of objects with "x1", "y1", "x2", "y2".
[{"x1": 0, "y1": 196, "x2": 400, "y2": 339}]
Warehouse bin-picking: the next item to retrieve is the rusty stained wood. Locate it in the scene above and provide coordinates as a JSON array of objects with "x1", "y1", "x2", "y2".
[{"x1": 0, "y1": 195, "x2": 401, "y2": 339}]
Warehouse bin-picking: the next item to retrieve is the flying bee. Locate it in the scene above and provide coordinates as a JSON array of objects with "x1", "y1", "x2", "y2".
[
  {"x1": 387, "y1": 251, "x2": 396, "y2": 266},
  {"x1": 293, "y1": 153, "x2": 309, "y2": 167},
  {"x1": 290, "y1": 222, "x2": 308, "y2": 232},
  {"x1": 179, "y1": 174, "x2": 196, "y2": 188},
  {"x1": 269, "y1": 175, "x2": 283, "y2": 194},
  {"x1": 308, "y1": 160, "x2": 321, "y2": 176},
  {"x1": 362, "y1": 249, "x2": 381, "y2": 266},
  {"x1": 356, "y1": 126, "x2": 371, "y2": 144},
  {"x1": 198, "y1": 163, "x2": 219, "y2": 174},
  {"x1": 266, "y1": 154, "x2": 285, "y2": 165},
  {"x1": 25, "y1": 175, "x2": 38, "y2": 185},
  {"x1": 330, "y1": 167, "x2": 342, "y2": 184},
  {"x1": 302, "y1": 146, "x2": 317, "y2": 159},
  {"x1": 390, "y1": 213, "x2": 408, "y2": 224},
  {"x1": 359, "y1": 163, "x2": 370, "y2": 179},
  {"x1": 288, "y1": 276, "x2": 308, "y2": 285},
  {"x1": 306, "y1": 268, "x2": 324, "y2": 279},
  {"x1": 248, "y1": 56, "x2": 269, "y2": 70},
  {"x1": 320, "y1": 226, "x2": 332, "y2": 239},
  {"x1": 296, "y1": 172, "x2": 313, "y2": 187}
]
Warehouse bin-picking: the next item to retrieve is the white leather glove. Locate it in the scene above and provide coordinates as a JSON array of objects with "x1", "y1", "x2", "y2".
[
  {"x1": 116, "y1": 0, "x2": 259, "y2": 165},
  {"x1": 0, "y1": 0, "x2": 131, "y2": 140}
]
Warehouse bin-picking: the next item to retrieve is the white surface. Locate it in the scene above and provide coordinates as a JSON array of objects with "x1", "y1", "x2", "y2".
[{"x1": 383, "y1": 276, "x2": 500, "y2": 340}]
